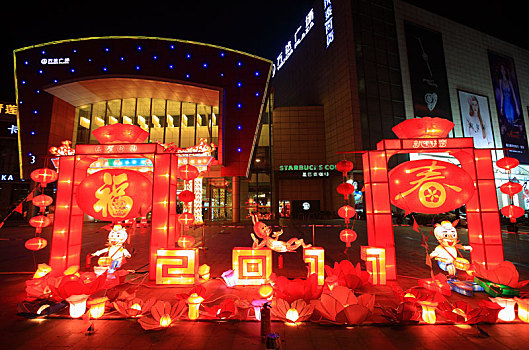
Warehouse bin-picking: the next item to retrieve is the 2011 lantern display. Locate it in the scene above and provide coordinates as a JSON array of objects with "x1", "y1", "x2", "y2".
[
  {"x1": 429, "y1": 221, "x2": 472, "y2": 277},
  {"x1": 92, "y1": 225, "x2": 132, "y2": 274},
  {"x1": 362, "y1": 117, "x2": 504, "y2": 279}
]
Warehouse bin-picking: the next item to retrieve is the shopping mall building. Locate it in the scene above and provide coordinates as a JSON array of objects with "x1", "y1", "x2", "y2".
[{"x1": 12, "y1": 0, "x2": 529, "y2": 221}]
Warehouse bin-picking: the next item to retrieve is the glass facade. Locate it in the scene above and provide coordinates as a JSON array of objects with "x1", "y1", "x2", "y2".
[{"x1": 73, "y1": 98, "x2": 219, "y2": 148}]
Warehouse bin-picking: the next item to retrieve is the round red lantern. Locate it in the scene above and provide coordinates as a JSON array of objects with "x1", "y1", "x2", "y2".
[
  {"x1": 32, "y1": 194, "x2": 53, "y2": 212},
  {"x1": 339, "y1": 229, "x2": 357, "y2": 247},
  {"x1": 337, "y1": 183, "x2": 355, "y2": 197},
  {"x1": 496, "y1": 157, "x2": 519, "y2": 172},
  {"x1": 177, "y1": 235, "x2": 195, "y2": 248},
  {"x1": 336, "y1": 160, "x2": 354, "y2": 174},
  {"x1": 500, "y1": 182, "x2": 523, "y2": 197},
  {"x1": 29, "y1": 215, "x2": 51, "y2": 233},
  {"x1": 25, "y1": 237, "x2": 48, "y2": 251},
  {"x1": 76, "y1": 169, "x2": 153, "y2": 221},
  {"x1": 389, "y1": 159, "x2": 475, "y2": 214},
  {"x1": 501, "y1": 205, "x2": 525, "y2": 222},
  {"x1": 177, "y1": 164, "x2": 199, "y2": 181},
  {"x1": 338, "y1": 205, "x2": 356, "y2": 219},
  {"x1": 30, "y1": 168, "x2": 58, "y2": 187},
  {"x1": 178, "y1": 190, "x2": 195, "y2": 203},
  {"x1": 178, "y1": 212, "x2": 195, "y2": 225}
]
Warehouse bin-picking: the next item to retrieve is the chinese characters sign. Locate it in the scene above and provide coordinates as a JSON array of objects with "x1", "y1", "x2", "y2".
[
  {"x1": 389, "y1": 160, "x2": 474, "y2": 214},
  {"x1": 77, "y1": 169, "x2": 152, "y2": 221},
  {"x1": 41, "y1": 58, "x2": 70, "y2": 65},
  {"x1": 323, "y1": 0, "x2": 334, "y2": 48},
  {"x1": 0, "y1": 103, "x2": 17, "y2": 116}
]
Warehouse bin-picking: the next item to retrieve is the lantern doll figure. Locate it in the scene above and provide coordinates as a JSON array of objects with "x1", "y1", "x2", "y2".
[
  {"x1": 92, "y1": 225, "x2": 131, "y2": 274},
  {"x1": 430, "y1": 221, "x2": 472, "y2": 276},
  {"x1": 250, "y1": 213, "x2": 311, "y2": 252}
]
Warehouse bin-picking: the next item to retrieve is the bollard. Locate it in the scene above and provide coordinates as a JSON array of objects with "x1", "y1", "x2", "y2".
[{"x1": 261, "y1": 302, "x2": 271, "y2": 340}]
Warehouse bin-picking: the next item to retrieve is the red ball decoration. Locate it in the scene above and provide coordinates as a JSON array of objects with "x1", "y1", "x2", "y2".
[
  {"x1": 177, "y1": 164, "x2": 199, "y2": 181},
  {"x1": 337, "y1": 183, "x2": 355, "y2": 197},
  {"x1": 339, "y1": 229, "x2": 357, "y2": 247},
  {"x1": 500, "y1": 182, "x2": 523, "y2": 197},
  {"x1": 338, "y1": 205, "x2": 356, "y2": 219},
  {"x1": 501, "y1": 205, "x2": 525, "y2": 222},
  {"x1": 178, "y1": 212, "x2": 195, "y2": 225},
  {"x1": 32, "y1": 194, "x2": 53, "y2": 212},
  {"x1": 30, "y1": 168, "x2": 58, "y2": 187},
  {"x1": 336, "y1": 160, "x2": 354, "y2": 174},
  {"x1": 25, "y1": 237, "x2": 48, "y2": 251},
  {"x1": 496, "y1": 157, "x2": 519, "y2": 172},
  {"x1": 177, "y1": 235, "x2": 195, "y2": 248},
  {"x1": 29, "y1": 215, "x2": 51, "y2": 233},
  {"x1": 178, "y1": 190, "x2": 195, "y2": 203}
]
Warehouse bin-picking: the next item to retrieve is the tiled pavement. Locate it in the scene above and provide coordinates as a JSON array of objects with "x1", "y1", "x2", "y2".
[{"x1": 1, "y1": 219, "x2": 529, "y2": 349}]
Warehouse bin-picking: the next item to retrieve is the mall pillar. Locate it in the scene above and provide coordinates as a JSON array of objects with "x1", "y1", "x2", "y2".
[{"x1": 232, "y1": 176, "x2": 240, "y2": 222}]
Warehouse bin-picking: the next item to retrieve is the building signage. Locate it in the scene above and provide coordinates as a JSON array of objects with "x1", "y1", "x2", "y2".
[
  {"x1": 272, "y1": 8, "x2": 315, "y2": 77},
  {"x1": 323, "y1": 0, "x2": 334, "y2": 48},
  {"x1": 1, "y1": 173, "x2": 16, "y2": 182},
  {"x1": 41, "y1": 58, "x2": 70, "y2": 65},
  {"x1": 0, "y1": 104, "x2": 17, "y2": 116},
  {"x1": 279, "y1": 164, "x2": 336, "y2": 178}
]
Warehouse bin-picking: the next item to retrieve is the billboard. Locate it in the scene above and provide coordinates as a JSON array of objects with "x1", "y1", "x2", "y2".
[
  {"x1": 404, "y1": 22, "x2": 452, "y2": 120},
  {"x1": 488, "y1": 51, "x2": 529, "y2": 164},
  {"x1": 457, "y1": 90, "x2": 494, "y2": 148}
]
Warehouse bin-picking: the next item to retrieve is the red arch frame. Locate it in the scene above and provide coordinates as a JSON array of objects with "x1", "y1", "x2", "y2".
[{"x1": 362, "y1": 137, "x2": 504, "y2": 280}]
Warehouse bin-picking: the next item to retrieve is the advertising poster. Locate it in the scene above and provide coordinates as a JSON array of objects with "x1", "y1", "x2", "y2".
[
  {"x1": 488, "y1": 51, "x2": 529, "y2": 164},
  {"x1": 457, "y1": 90, "x2": 494, "y2": 148},
  {"x1": 404, "y1": 22, "x2": 452, "y2": 120}
]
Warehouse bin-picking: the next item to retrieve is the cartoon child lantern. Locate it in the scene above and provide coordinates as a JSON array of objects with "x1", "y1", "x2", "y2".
[
  {"x1": 92, "y1": 225, "x2": 131, "y2": 273},
  {"x1": 250, "y1": 213, "x2": 311, "y2": 252},
  {"x1": 430, "y1": 220, "x2": 472, "y2": 276}
]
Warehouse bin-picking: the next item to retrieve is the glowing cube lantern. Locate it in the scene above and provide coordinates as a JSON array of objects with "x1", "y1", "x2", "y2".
[
  {"x1": 515, "y1": 297, "x2": 529, "y2": 323},
  {"x1": 232, "y1": 248, "x2": 272, "y2": 286},
  {"x1": 303, "y1": 247, "x2": 325, "y2": 286},
  {"x1": 156, "y1": 249, "x2": 199, "y2": 285},
  {"x1": 360, "y1": 246, "x2": 387, "y2": 285},
  {"x1": 491, "y1": 297, "x2": 517, "y2": 322}
]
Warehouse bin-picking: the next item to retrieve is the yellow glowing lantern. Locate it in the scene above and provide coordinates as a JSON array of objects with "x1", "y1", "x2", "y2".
[
  {"x1": 187, "y1": 293, "x2": 204, "y2": 320},
  {"x1": 88, "y1": 297, "x2": 108, "y2": 319},
  {"x1": 131, "y1": 303, "x2": 142, "y2": 313},
  {"x1": 515, "y1": 298, "x2": 529, "y2": 323},
  {"x1": 259, "y1": 284, "x2": 274, "y2": 299},
  {"x1": 492, "y1": 297, "x2": 516, "y2": 322},
  {"x1": 285, "y1": 308, "x2": 299, "y2": 323},
  {"x1": 66, "y1": 295, "x2": 89, "y2": 318},
  {"x1": 419, "y1": 301, "x2": 437, "y2": 324},
  {"x1": 198, "y1": 264, "x2": 210, "y2": 281},
  {"x1": 159, "y1": 315, "x2": 172, "y2": 327},
  {"x1": 63, "y1": 265, "x2": 80, "y2": 276},
  {"x1": 33, "y1": 263, "x2": 52, "y2": 279}
]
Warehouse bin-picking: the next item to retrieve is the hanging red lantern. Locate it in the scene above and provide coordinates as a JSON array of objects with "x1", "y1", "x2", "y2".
[
  {"x1": 338, "y1": 205, "x2": 356, "y2": 224},
  {"x1": 336, "y1": 160, "x2": 354, "y2": 174},
  {"x1": 500, "y1": 182, "x2": 523, "y2": 197},
  {"x1": 337, "y1": 183, "x2": 355, "y2": 197},
  {"x1": 32, "y1": 194, "x2": 53, "y2": 212},
  {"x1": 29, "y1": 215, "x2": 51, "y2": 233},
  {"x1": 501, "y1": 205, "x2": 525, "y2": 222},
  {"x1": 178, "y1": 212, "x2": 195, "y2": 225},
  {"x1": 177, "y1": 164, "x2": 199, "y2": 181},
  {"x1": 30, "y1": 168, "x2": 58, "y2": 187},
  {"x1": 177, "y1": 235, "x2": 195, "y2": 248},
  {"x1": 389, "y1": 159, "x2": 475, "y2": 214},
  {"x1": 339, "y1": 229, "x2": 357, "y2": 247},
  {"x1": 496, "y1": 157, "x2": 519, "y2": 172},
  {"x1": 178, "y1": 190, "x2": 195, "y2": 203},
  {"x1": 76, "y1": 169, "x2": 153, "y2": 221},
  {"x1": 25, "y1": 237, "x2": 48, "y2": 251}
]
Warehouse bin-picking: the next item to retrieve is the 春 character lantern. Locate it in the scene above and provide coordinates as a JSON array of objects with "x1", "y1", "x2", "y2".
[
  {"x1": 430, "y1": 221, "x2": 472, "y2": 276},
  {"x1": 77, "y1": 169, "x2": 152, "y2": 221},
  {"x1": 389, "y1": 160, "x2": 475, "y2": 214}
]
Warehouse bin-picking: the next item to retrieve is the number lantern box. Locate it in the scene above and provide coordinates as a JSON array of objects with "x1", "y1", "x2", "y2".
[
  {"x1": 360, "y1": 246, "x2": 386, "y2": 285},
  {"x1": 303, "y1": 247, "x2": 325, "y2": 285},
  {"x1": 232, "y1": 247, "x2": 272, "y2": 286},
  {"x1": 156, "y1": 248, "x2": 198, "y2": 285}
]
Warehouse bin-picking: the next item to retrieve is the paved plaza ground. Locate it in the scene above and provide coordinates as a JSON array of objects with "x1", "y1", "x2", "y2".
[{"x1": 1, "y1": 218, "x2": 529, "y2": 349}]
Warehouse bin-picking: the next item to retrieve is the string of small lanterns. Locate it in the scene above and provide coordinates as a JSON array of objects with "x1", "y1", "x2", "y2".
[
  {"x1": 177, "y1": 161, "x2": 200, "y2": 245},
  {"x1": 335, "y1": 159, "x2": 357, "y2": 248},
  {"x1": 26, "y1": 168, "x2": 58, "y2": 251},
  {"x1": 497, "y1": 156, "x2": 525, "y2": 223}
]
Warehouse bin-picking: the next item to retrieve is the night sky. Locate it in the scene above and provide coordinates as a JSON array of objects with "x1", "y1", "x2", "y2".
[{"x1": 0, "y1": 0, "x2": 526, "y2": 102}]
